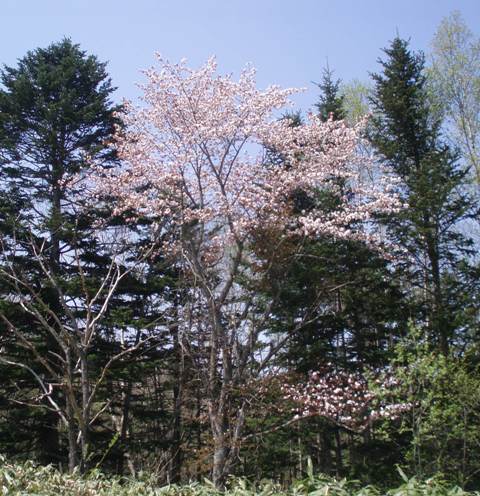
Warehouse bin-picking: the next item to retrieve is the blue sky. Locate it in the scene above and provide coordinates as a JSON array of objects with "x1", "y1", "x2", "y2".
[{"x1": 2, "y1": 0, "x2": 479, "y2": 111}]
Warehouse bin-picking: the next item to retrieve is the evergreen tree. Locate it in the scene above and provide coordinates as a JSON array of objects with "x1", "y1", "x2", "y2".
[
  {"x1": 0, "y1": 39, "x2": 187, "y2": 478},
  {"x1": 315, "y1": 65, "x2": 345, "y2": 122},
  {"x1": 0, "y1": 38, "x2": 119, "y2": 468},
  {"x1": 369, "y1": 37, "x2": 478, "y2": 355}
]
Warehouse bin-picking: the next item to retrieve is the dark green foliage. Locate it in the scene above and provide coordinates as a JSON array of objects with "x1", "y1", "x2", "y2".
[
  {"x1": 369, "y1": 38, "x2": 478, "y2": 354},
  {"x1": 315, "y1": 65, "x2": 345, "y2": 122},
  {"x1": 0, "y1": 37, "x2": 118, "y2": 178},
  {"x1": 268, "y1": 238, "x2": 406, "y2": 373},
  {"x1": 0, "y1": 38, "x2": 120, "y2": 467}
]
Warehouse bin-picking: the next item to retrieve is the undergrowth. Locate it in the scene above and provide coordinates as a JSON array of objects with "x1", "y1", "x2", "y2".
[{"x1": 0, "y1": 456, "x2": 478, "y2": 496}]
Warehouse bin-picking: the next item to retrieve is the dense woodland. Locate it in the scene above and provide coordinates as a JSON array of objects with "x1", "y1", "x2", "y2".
[{"x1": 1, "y1": 11, "x2": 480, "y2": 492}]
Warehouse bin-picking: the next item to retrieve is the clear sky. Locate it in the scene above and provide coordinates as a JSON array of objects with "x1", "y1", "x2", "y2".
[{"x1": 1, "y1": 0, "x2": 479, "y2": 111}]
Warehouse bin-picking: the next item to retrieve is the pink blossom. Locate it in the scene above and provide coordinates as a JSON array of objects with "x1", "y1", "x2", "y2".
[{"x1": 91, "y1": 56, "x2": 401, "y2": 266}]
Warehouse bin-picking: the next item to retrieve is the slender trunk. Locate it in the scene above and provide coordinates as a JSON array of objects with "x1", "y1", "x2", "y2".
[
  {"x1": 170, "y1": 320, "x2": 184, "y2": 483},
  {"x1": 195, "y1": 386, "x2": 202, "y2": 481},
  {"x1": 117, "y1": 380, "x2": 133, "y2": 475},
  {"x1": 37, "y1": 346, "x2": 60, "y2": 465},
  {"x1": 79, "y1": 352, "x2": 90, "y2": 472},
  {"x1": 209, "y1": 401, "x2": 231, "y2": 488},
  {"x1": 65, "y1": 350, "x2": 78, "y2": 473},
  {"x1": 298, "y1": 433, "x2": 303, "y2": 475},
  {"x1": 46, "y1": 165, "x2": 64, "y2": 465},
  {"x1": 67, "y1": 410, "x2": 78, "y2": 473},
  {"x1": 117, "y1": 325, "x2": 144, "y2": 476},
  {"x1": 289, "y1": 438, "x2": 295, "y2": 481},
  {"x1": 209, "y1": 400, "x2": 245, "y2": 488},
  {"x1": 462, "y1": 406, "x2": 467, "y2": 488}
]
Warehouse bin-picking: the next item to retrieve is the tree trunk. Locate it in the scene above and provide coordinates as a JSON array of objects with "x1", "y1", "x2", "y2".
[
  {"x1": 209, "y1": 402, "x2": 231, "y2": 488},
  {"x1": 170, "y1": 321, "x2": 184, "y2": 483},
  {"x1": 212, "y1": 437, "x2": 229, "y2": 488},
  {"x1": 79, "y1": 353, "x2": 90, "y2": 472},
  {"x1": 116, "y1": 380, "x2": 133, "y2": 475},
  {"x1": 65, "y1": 349, "x2": 78, "y2": 473}
]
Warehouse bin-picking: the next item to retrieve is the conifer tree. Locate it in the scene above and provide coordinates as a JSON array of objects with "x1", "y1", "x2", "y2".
[
  {"x1": 0, "y1": 38, "x2": 119, "y2": 468},
  {"x1": 369, "y1": 38, "x2": 477, "y2": 354},
  {"x1": 0, "y1": 39, "x2": 187, "y2": 476},
  {"x1": 315, "y1": 65, "x2": 345, "y2": 122}
]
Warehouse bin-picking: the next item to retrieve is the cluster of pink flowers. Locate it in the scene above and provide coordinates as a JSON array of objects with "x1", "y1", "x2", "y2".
[
  {"x1": 92, "y1": 56, "x2": 401, "y2": 264},
  {"x1": 282, "y1": 365, "x2": 411, "y2": 432}
]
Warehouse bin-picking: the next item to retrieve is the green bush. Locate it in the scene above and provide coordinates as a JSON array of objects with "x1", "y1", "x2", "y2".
[{"x1": 1, "y1": 456, "x2": 478, "y2": 496}]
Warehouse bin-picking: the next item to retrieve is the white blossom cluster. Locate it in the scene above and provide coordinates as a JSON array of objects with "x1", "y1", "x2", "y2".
[{"x1": 282, "y1": 365, "x2": 410, "y2": 431}]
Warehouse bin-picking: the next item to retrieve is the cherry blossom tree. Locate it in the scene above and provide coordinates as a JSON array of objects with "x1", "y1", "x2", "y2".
[
  {"x1": 282, "y1": 365, "x2": 411, "y2": 433},
  {"x1": 92, "y1": 56, "x2": 401, "y2": 486}
]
